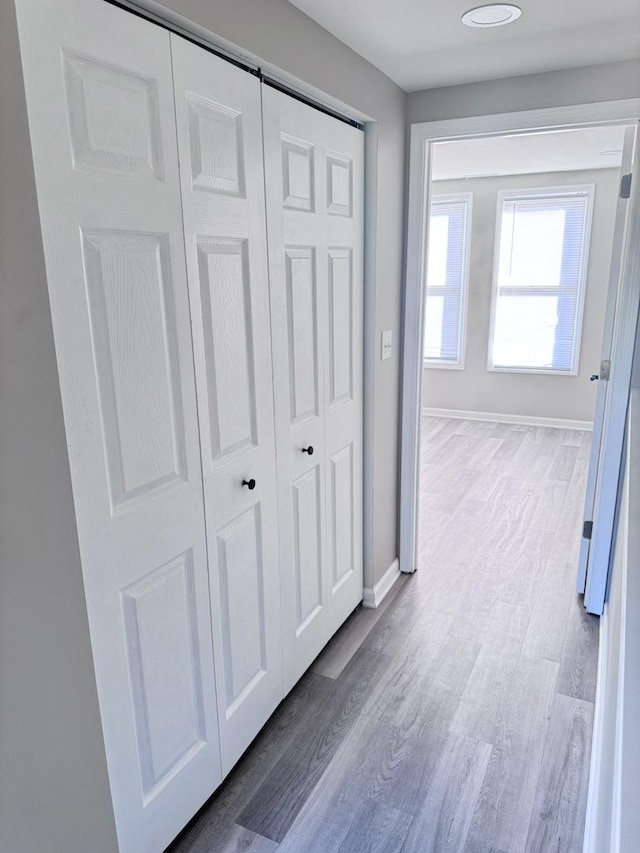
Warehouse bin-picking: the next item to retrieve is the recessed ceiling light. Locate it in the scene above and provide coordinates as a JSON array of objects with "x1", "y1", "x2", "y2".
[{"x1": 462, "y1": 4, "x2": 522, "y2": 27}]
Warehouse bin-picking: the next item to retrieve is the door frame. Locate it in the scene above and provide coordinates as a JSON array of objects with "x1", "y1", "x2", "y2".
[{"x1": 400, "y1": 98, "x2": 640, "y2": 576}]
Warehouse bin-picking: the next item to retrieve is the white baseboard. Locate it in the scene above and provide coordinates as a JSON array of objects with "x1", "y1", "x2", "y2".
[
  {"x1": 363, "y1": 558, "x2": 400, "y2": 609},
  {"x1": 422, "y1": 406, "x2": 593, "y2": 432}
]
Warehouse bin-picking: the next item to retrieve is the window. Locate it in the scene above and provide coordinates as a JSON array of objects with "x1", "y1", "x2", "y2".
[
  {"x1": 423, "y1": 194, "x2": 471, "y2": 367},
  {"x1": 489, "y1": 186, "x2": 594, "y2": 374}
]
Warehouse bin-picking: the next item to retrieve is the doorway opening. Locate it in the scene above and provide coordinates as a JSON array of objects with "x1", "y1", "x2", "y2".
[
  {"x1": 408, "y1": 120, "x2": 637, "y2": 849},
  {"x1": 419, "y1": 123, "x2": 631, "y2": 586}
]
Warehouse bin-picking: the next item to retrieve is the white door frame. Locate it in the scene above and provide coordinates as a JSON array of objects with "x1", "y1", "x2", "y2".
[
  {"x1": 576, "y1": 125, "x2": 638, "y2": 596},
  {"x1": 401, "y1": 99, "x2": 640, "y2": 576}
]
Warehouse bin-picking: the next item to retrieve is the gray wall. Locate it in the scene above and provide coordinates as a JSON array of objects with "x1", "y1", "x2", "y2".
[
  {"x1": 0, "y1": 3, "x2": 119, "y2": 851},
  {"x1": 408, "y1": 58, "x2": 640, "y2": 123},
  {"x1": 154, "y1": 0, "x2": 408, "y2": 586},
  {"x1": 422, "y1": 169, "x2": 620, "y2": 423}
]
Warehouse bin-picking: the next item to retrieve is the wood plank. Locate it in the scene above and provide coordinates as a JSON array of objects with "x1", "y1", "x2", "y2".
[
  {"x1": 498, "y1": 549, "x2": 548, "y2": 611},
  {"x1": 400, "y1": 734, "x2": 492, "y2": 853},
  {"x1": 548, "y1": 444, "x2": 579, "y2": 482},
  {"x1": 174, "y1": 824, "x2": 278, "y2": 853},
  {"x1": 166, "y1": 672, "x2": 334, "y2": 851},
  {"x1": 337, "y1": 800, "x2": 412, "y2": 853},
  {"x1": 313, "y1": 576, "x2": 407, "y2": 679},
  {"x1": 556, "y1": 597, "x2": 600, "y2": 702},
  {"x1": 361, "y1": 577, "x2": 434, "y2": 657},
  {"x1": 524, "y1": 694, "x2": 594, "y2": 853},
  {"x1": 276, "y1": 714, "x2": 413, "y2": 853},
  {"x1": 238, "y1": 648, "x2": 393, "y2": 841},
  {"x1": 521, "y1": 560, "x2": 574, "y2": 662},
  {"x1": 450, "y1": 603, "x2": 532, "y2": 742},
  {"x1": 361, "y1": 611, "x2": 463, "y2": 725},
  {"x1": 492, "y1": 432, "x2": 527, "y2": 462},
  {"x1": 463, "y1": 657, "x2": 558, "y2": 853}
]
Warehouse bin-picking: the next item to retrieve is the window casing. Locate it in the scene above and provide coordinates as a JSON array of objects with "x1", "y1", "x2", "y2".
[
  {"x1": 423, "y1": 194, "x2": 472, "y2": 368},
  {"x1": 488, "y1": 185, "x2": 595, "y2": 375}
]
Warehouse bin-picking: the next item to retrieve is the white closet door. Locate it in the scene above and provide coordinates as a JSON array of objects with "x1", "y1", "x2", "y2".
[
  {"x1": 262, "y1": 87, "x2": 364, "y2": 690},
  {"x1": 171, "y1": 36, "x2": 283, "y2": 773},
  {"x1": 15, "y1": 2, "x2": 221, "y2": 851}
]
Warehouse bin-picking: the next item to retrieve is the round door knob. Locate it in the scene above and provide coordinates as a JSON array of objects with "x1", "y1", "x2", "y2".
[
  {"x1": 301, "y1": 446, "x2": 314, "y2": 455},
  {"x1": 242, "y1": 478, "x2": 256, "y2": 490},
  {"x1": 590, "y1": 374, "x2": 599, "y2": 381}
]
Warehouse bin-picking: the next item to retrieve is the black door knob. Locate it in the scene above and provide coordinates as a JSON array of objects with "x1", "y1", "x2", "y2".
[
  {"x1": 590, "y1": 374, "x2": 599, "y2": 381},
  {"x1": 301, "y1": 446, "x2": 314, "y2": 455},
  {"x1": 242, "y1": 478, "x2": 256, "y2": 490}
]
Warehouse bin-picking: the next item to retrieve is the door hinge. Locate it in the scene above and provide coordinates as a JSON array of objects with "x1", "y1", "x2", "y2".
[
  {"x1": 583, "y1": 520, "x2": 593, "y2": 540},
  {"x1": 620, "y1": 173, "x2": 632, "y2": 199}
]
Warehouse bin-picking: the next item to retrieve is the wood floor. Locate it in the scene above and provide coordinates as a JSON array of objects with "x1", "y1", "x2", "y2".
[{"x1": 168, "y1": 417, "x2": 599, "y2": 853}]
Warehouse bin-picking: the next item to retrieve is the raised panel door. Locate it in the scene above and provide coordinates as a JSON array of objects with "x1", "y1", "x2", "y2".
[
  {"x1": 263, "y1": 87, "x2": 364, "y2": 690},
  {"x1": 171, "y1": 35, "x2": 283, "y2": 773},
  {"x1": 16, "y1": 2, "x2": 222, "y2": 851}
]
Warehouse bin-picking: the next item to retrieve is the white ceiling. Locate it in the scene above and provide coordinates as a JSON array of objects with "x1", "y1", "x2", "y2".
[
  {"x1": 431, "y1": 125, "x2": 627, "y2": 180},
  {"x1": 287, "y1": 0, "x2": 640, "y2": 91}
]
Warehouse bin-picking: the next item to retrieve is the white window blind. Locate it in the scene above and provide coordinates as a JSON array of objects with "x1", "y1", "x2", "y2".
[
  {"x1": 490, "y1": 186, "x2": 594, "y2": 373},
  {"x1": 424, "y1": 195, "x2": 471, "y2": 366}
]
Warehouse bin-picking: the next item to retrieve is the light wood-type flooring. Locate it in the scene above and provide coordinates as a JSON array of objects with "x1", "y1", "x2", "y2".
[{"x1": 169, "y1": 417, "x2": 598, "y2": 853}]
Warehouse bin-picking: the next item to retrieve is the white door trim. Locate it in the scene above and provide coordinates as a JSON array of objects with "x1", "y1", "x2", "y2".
[
  {"x1": 401, "y1": 99, "x2": 640, "y2": 575},
  {"x1": 576, "y1": 125, "x2": 638, "y2": 595}
]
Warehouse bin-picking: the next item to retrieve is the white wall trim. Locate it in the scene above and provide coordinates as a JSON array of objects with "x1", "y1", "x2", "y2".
[
  {"x1": 400, "y1": 99, "x2": 640, "y2": 577},
  {"x1": 422, "y1": 406, "x2": 593, "y2": 431},
  {"x1": 363, "y1": 558, "x2": 400, "y2": 609},
  {"x1": 583, "y1": 615, "x2": 608, "y2": 853}
]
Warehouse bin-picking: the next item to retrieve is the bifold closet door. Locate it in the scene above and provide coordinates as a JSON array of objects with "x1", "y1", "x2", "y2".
[
  {"x1": 262, "y1": 87, "x2": 365, "y2": 690},
  {"x1": 171, "y1": 35, "x2": 283, "y2": 774},
  {"x1": 15, "y1": 2, "x2": 222, "y2": 851}
]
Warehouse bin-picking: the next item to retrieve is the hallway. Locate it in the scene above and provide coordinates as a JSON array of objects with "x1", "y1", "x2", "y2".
[{"x1": 170, "y1": 417, "x2": 598, "y2": 852}]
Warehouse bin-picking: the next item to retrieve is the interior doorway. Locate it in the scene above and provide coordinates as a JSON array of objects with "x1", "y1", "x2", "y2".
[
  {"x1": 418, "y1": 123, "x2": 631, "y2": 580},
  {"x1": 401, "y1": 103, "x2": 640, "y2": 606},
  {"x1": 400, "y1": 113, "x2": 639, "y2": 849}
]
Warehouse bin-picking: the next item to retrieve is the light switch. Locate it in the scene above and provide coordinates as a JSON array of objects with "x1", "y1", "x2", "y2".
[{"x1": 381, "y1": 329, "x2": 392, "y2": 361}]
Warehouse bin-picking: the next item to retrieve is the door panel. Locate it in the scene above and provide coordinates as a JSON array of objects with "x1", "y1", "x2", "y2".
[
  {"x1": 16, "y1": 2, "x2": 221, "y2": 851},
  {"x1": 583, "y1": 126, "x2": 640, "y2": 614},
  {"x1": 216, "y1": 506, "x2": 267, "y2": 713},
  {"x1": 292, "y1": 464, "x2": 324, "y2": 631},
  {"x1": 330, "y1": 442, "x2": 355, "y2": 590},
  {"x1": 328, "y1": 248, "x2": 354, "y2": 406},
  {"x1": 121, "y1": 550, "x2": 206, "y2": 800},
  {"x1": 83, "y1": 230, "x2": 188, "y2": 504},
  {"x1": 263, "y1": 87, "x2": 364, "y2": 690},
  {"x1": 196, "y1": 238, "x2": 257, "y2": 460},
  {"x1": 286, "y1": 247, "x2": 321, "y2": 423},
  {"x1": 577, "y1": 126, "x2": 637, "y2": 595},
  {"x1": 171, "y1": 34, "x2": 283, "y2": 773}
]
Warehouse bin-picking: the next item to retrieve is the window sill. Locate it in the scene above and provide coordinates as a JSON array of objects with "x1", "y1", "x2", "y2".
[
  {"x1": 423, "y1": 360, "x2": 465, "y2": 371},
  {"x1": 486, "y1": 365, "x2": 579, "y2": 376}
]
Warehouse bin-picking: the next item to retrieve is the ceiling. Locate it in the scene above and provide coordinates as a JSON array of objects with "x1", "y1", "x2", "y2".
[
  {"x1": 287, "y1": 0, "x2": 640, "y2": 91},
  {"x1": 431, "y1": 125, "x2": 627, "y2": 180}
]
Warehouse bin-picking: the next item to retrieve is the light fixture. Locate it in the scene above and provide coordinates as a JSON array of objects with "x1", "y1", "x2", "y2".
[{"x1": 462, "y1": 4, "x2": 522, "y2": 27}]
